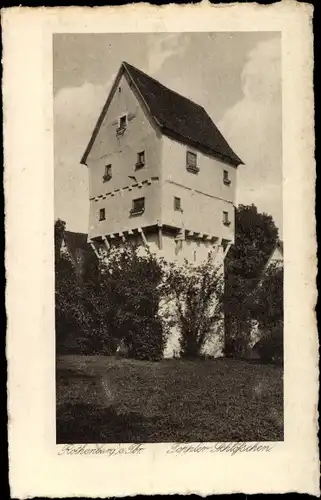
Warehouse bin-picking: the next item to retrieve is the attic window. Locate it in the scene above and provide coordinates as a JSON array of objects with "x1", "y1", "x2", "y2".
[
  {"x1": 186, "y1": 151, "x2": 199, "y2": 173},
  {"x1": 223, "y1": 169, "x2": 231, "y2": 186},
  {"x1": 103, "y1": 164, "x2": 112, "y2": 182},
  {"x1": 223, "y1": 211, "x2": 231, "y2": 226},
  {"x1": 119, "y1": 114, "x2": 127, "y2": 129},
  {"x1": 136, "y1": 151, "x2": 145, "y2": 169},
  {"x1": 99, "y1": 208, "x2": 106, "y2": 221}
]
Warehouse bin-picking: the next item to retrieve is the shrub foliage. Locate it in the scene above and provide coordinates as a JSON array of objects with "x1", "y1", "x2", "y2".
[
  {"x1": 55, "y1": 221, "x2": 167, "y2": 360},
  {"x1": 250, "y1": 264, "x2": 284, "y2": 364},
  {"x1": 165, "y1": 256, "x2": 224, "y2": 359},
  {"x1": 224, "y1": 204, "x2": 280, "y2": 356},
  {"x1": 94, "y1": 245, "x2": 167, "y2": 360}
]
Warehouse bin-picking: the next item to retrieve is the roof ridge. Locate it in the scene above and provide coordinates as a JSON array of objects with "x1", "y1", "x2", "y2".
[{"x1": 122, "y1": 61, "x2": 205, "y2": 111}]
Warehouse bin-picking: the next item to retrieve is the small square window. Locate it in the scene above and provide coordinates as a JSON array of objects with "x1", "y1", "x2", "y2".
[
  {"x1": 223, "y1": 211, "x2": 231, "y2": 226},
  {"x1": 186, "y1": 151, "x2": 199, "y2": 173},
  {"x1": 130, "y1": 197, "x2": 145, "y2": 216},
  {"x1": 99, "y1": 208, "x2": 106, "y2": 221},
  {"x1": 136, "y1": 151, "x2": 145, "y2": 168},
  {"x1": 103, "y1": 164, "x2": 112, "y2": 182},
  {"x1": 174, "y1": 196, "x2": 182, "y2": 211},
  {"x1": 223, "y1": 169, "x2": 231, "y2": 185}
]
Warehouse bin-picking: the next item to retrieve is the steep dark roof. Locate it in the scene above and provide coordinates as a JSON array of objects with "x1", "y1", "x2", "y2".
[
  {"x1": 81, "y1": 62, "x2": 244, "y2": 166},
  {"x1": 123, "y1": 62, "x2": 243, "y2": 166}
]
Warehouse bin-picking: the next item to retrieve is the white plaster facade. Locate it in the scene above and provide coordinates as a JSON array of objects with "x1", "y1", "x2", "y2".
[{"x1": 81, "y1": 62, "x2": 243, "y2": 357}]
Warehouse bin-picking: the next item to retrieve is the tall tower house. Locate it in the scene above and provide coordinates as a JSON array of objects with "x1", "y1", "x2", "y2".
[{"x1": 81, "y1": 62, "x2": 243, "y2": 264}]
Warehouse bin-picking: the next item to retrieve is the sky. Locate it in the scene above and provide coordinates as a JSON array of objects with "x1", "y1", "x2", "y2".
[{"x1": 54, "y1": 32, "x2": 282, "y2": 237}]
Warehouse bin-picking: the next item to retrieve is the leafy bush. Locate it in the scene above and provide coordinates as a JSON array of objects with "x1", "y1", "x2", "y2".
[
  {"x1": 223, "y1": 320, "x2": 252, "y2": 358},
  {"x1": 55, "y1": 253, "x2": 92, "y2": 354},
  {"x1": 165, "y1": 255, "x2": 224, "y2": 359},
  {"x1": 224, "y1": 205, "x2": 280, "y2": 356},
  {"x1": 96, "y1": 244, "x2": 167, "y2": 360},
  {"x1": 126, "y1": 320, "x2": 165, "y2": 361},
  {"x1": 55, "y1": 220, "x2": 88, "y2": 353},
  {"x1": 55, "y1": 222, "x2": 168, "y2": 360},
  {"x1": 250, "y1": 263, "x2": 283, "y2": 329},
  {"x1": 253, "y1": 322, "x2": 283, "y2": 365},
  {"x1": 249, "y1": 263, "x2": 283, "y2": 364}
]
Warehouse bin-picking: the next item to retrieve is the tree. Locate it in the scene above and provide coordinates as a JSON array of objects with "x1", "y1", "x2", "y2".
[
  {"x1": 55, "y1": 251, "x2": 92, "y2": 354},
  {"x1": 224, "y1": 204, "x2": 279, "y2": 356},
  {"x1": 55, "y1": 219, "x2": 100, "y2": 354},
  {"x1": 54, "y1": 218, "x2": 168, "y2": 360},
  {"x1": 54, "y1": 218, "x2": 66, "y2": 264},
  {"x1": 253, "y1": 323, "x2": 283, "y2": 365},
  {"x1": 250, "y1": 263, "x2": 283, "y2": 329},
  {"x1": 250, "y1": 263, "x2": 283, "y2": 364},
  {"x1": 85, "y1": 244, "x2": 168, "y2": 360},
  {"x1": 226, "y1": 204, "x2": 278, "y2": 279},
  {"x1": 165, "y1": 255, "x2": 224, "y2": 359}
]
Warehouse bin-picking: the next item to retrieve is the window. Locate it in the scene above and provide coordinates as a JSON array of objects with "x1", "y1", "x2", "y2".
[
  {"x1": 186, "y1": 151, "x2": 199, "y2": 173},
  {"x1": 130, "y1": 197, "x2": 145, "y2": 216},
  {"x1": 119, "y1": 114, "x2": 127, "y2": 130},
  {"x1": 174, "y1": 196, "x2": 182, "y2": 211},
  {"x1": 103, "y1": 164, "x2": 112, "y2": 182},
  {"x1": 223, "y1": 211, "x2": 231, "y2": 226},
  {"x1": 136, "y1": 151, "x2": 145, "y2": 169},
  {"x1": 117, "y1": 115, "x2": 127, "y2": 136},
  {"x1": 223, "y1": 169, "x2": 231, "y2": 186},
  {"x1": 99, "y1": 208, "x2": 106, "y2": 221}
]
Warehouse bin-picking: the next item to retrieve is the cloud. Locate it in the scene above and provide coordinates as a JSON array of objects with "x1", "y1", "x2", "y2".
[
  {"x1": 218, "y1": 37, "x2": 282, "y2": 235},
  {"x1": 147, "y1": 33, "x2": 187, "y2": 76},
  {"x1": 54, "y1": 77, "x2": 116, "y2": 231},
  {"x1": 241, "y1": 37, "x2": 281, "y2": 101}
]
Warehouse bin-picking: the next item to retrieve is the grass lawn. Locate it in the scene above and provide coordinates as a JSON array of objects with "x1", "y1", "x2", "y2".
[{"x1": 56, "y1": 355, "x2": 283, "y2": 443}]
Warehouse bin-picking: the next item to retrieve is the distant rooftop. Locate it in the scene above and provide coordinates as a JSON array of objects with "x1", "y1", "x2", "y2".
[{"x1": 63, "y1": 231, "x2": 93, "y2": 256}]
